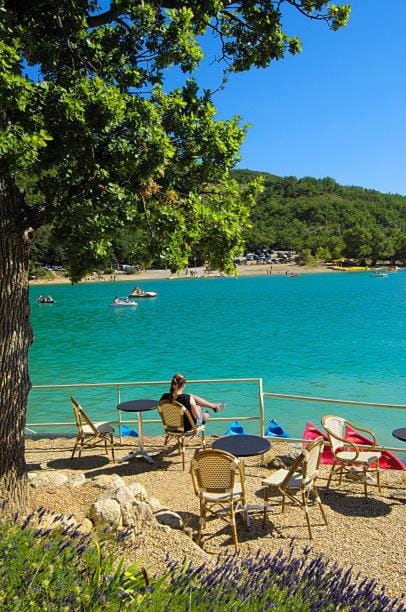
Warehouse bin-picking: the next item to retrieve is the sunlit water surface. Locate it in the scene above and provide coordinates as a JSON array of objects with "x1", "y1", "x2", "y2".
[{"x1": 28, "y1": 271, "x2": 406, "y2": 445}]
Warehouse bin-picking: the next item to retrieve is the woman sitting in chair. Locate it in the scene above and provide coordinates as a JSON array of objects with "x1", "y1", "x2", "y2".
[{"x1": 160, "y1": 373, "x2": 224, "y2": 430}]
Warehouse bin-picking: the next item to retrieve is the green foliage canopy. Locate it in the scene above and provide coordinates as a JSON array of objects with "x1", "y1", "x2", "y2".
[{"x1": 1, "y1": 0, "x2": 350, "y2": 280}]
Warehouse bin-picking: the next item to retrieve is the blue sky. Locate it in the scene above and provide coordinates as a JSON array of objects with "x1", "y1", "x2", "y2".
[
  {"x1": 173, "y1": 0, "x2": 406, "y2": 195},
  {"x1": 26, "y1": 1, "x2": 406, "y2": 195}
]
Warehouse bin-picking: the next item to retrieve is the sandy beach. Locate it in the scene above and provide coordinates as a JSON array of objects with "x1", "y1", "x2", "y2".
[{"x1": 30, "y1": 262, "x2": 337, "y2": 286}]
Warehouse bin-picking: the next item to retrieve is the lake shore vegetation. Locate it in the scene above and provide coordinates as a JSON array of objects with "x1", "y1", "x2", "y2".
[{"x1": 29, "y1": 171, "x2": 406, "y2": 276}]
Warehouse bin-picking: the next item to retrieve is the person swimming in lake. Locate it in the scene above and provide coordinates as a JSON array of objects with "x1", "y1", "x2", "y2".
[{"x1": 160, "y1": 373, "x2": 225, "y2": 430}]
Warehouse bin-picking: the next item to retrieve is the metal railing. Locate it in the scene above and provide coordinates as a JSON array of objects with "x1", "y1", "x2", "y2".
[
  {"x1": 28, "y1": 377, "x2": 263, "y2": 433},
  {"x1": 262, "y1": 391, "x2": 406, "y2": 452},
  {"x1": 28, "y1": 378, "x2": 406, "y2": 453}
]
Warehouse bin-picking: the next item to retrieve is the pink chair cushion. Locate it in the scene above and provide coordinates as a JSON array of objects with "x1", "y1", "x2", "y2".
[{"x1": 302, "y1": 421, "x2": 406, "y2": 470}]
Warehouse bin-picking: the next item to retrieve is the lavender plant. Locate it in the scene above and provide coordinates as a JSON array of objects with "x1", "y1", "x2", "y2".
[
  {"x1": 0, "y1": 509, "x2": 147, "y2": 610},
  {"x1": 161, "y1": 542, "x2": 405, "y2": 611},
  {"x1": 0, "y1": 512, "x2": 404, "y2": 611}
]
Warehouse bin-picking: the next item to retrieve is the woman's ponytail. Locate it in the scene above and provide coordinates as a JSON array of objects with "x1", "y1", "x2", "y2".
[{"x1": 170, "y1": 373, "x2": 186, "y2": 401}]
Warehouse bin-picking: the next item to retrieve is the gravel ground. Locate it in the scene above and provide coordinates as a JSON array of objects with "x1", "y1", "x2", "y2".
[{"x1": 26, "y1": 436, "x2": 406, "y2": 597}]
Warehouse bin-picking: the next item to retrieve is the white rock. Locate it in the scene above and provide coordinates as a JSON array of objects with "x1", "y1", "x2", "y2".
[
  {"x1": 114, "y1": 486, "x2": 138, "y2": 527},
  {"x1": 127, "y1": 482, "x2": 148, "y2": 501},
  {"x1": 114, "y1": 485, "x2": 136, "y2": 506},
  {"x1": 68, "y1": 474, "x2": 86, "y2": 488},
  {"x1": 78, "y1": 518, "x2": 94, "y2": 533},
  {"x1": 148, "y1": 496, "x2": 163, "y2": 511},
  {"x1": 92, "y1": 474, "x2": 125, "y2": 490},
  {"x1": 134, "y1": 500, "x2": 155, "y2": 524},
  {"x1": 29, "y1": 472, "x2": 69, "y2": 488},
  {"x1": 90, "y1": 498, "x2": 122, "y2": 527},
  {"x1": 155, "y1": 509, "x2": 184, "y2": 530}
]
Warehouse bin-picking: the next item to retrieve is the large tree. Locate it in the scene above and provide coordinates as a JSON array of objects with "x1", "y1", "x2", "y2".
[{"x1": 0, "y1": 0, "x2": 350, "y2": 510}]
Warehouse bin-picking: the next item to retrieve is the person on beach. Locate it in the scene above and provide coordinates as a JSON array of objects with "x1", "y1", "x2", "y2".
[{"x1": 160, "y1": 373, "x2": 225, "y2": 430}]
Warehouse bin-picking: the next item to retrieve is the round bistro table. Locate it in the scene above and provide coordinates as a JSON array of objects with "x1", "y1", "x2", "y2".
[
  {"x1": 392, "y1": 428, "x2": 406, "y2": 443},
  {"x1": 391, "y1": 428, "x2": 406, "y2": 498},
  {"x1": 117, "y1": 399, "x2": 158, "y2": 464},
  {"x1": 212, "y1": 435, "x2": 271, "y2": 525},
  {"x1": 212, "y1": 434, "x2": 270, "y2": 457}
]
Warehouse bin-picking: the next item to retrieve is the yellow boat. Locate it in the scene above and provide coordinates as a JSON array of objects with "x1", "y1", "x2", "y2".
[
  {"x1": 331, "y1": 260, "x2": 369, "y2": 272},
  {"x1": 331, "y1": 265, "x2": 369, "y2": 272}
]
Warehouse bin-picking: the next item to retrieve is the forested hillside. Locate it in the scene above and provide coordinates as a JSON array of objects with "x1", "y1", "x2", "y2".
[
  {"x1": 30, "y1": 171, "x2": 406, "y2": 271},
  {"x1": 233, "y1": 170, "x2": 406, "y2": 264}
]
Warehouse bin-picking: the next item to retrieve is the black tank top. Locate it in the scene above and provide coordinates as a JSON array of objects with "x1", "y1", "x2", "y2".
[{"x1": 160, "y1": 393, "x2": 194, "y2": 431}]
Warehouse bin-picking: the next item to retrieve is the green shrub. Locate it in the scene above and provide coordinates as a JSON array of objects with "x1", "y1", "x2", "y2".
[
  {"x1": 0, "y1": 511, "x2": 148, "y2": 610},
  {"x1": 30, "y1": 267, "x2": 55, "y2": 280}
]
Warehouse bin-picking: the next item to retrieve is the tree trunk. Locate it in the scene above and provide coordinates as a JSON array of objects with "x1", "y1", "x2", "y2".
[{"x1": 0, "y1": 172, "x2": 33, "y2": 512}]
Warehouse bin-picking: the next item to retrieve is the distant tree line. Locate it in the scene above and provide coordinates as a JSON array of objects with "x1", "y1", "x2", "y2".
[
  {"x1": 235, "y1": 170, "x2": 406, "y2": 265},
  {"x1": 31, "y1": 170, "x2": 406, "y2": 271}
]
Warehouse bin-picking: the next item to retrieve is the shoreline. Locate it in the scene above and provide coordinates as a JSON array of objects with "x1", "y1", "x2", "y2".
[{"x1": 30, "y1": 262, "x2": 340, "y2": 286}]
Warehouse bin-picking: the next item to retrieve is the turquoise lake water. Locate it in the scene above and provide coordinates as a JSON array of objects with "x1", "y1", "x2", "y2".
[{"x1": 28, "y1": 271, "x2": 406, "y2": 445}]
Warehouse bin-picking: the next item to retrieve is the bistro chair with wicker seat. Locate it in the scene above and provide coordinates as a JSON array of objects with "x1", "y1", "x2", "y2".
[
  {"x1": 190, "y1": 448, "x2": 247, "y2": 552},
  {"x1": 157, "y1": 399, "x2": 206, "y2": 470},
  {"x1": 70, "y1": 397, "x2": 115, "y2": 462},
  {"x1": 262, "y1": 436, "x2": 327, "y2": 539},
  {"x1": 321, "y1": 414, "x2": 381, "y2": 499}
]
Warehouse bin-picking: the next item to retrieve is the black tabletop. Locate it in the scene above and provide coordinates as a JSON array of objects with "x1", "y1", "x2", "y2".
[
  {"x1": 117, "y1": 399, "x2": 158, "y2": 413},
  {"x1": 212, "y1": 434, "x2": 270, "y2": 457},
  {"x1": 392, "y1": 427, "x2": 406, "y2": 442}
]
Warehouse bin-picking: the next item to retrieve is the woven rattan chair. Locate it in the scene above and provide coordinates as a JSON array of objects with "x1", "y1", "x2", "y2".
[
  {"x1": 191, "y1": 448, "x2": 247, "y2": 552},
  {"x1": 262, "y1": 436, "x2": 327, "y2": 539},
  {"x1": 70, "y1": 397, "x2": 115, "y2": 462},
  {"x1": 321, "y1": 415, "x2": 381, "y2": 499},
  {"x1": 157, "y1": 399, "x2": 206, "y2": 470}
]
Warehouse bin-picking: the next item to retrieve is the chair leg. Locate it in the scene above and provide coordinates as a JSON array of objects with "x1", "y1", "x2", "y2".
[
  {"x1": 71, "y1": 436, "x2": 80, "y2": 459},
  {"x1": 326, "y1": 461, "x2": 336, "y2": 489},
  {"x1": 302, "y1": 490, "x2": 313, "y2": 540},
  {"x1": 181, "y1": 439, "x2": 186, "y2": 471},
  {"x1": 313, "y1": 485, "x2": 328, "y2": 526},
  {"x1": 110, "y1": 435, "x2": 115, "y2": 461},
  {"x1": 196, "y1": 500, "x2": 206, "y2": 548},
  {"x1": 162, "y1": 435, "x2": 169, "y2": 458},
  {"x1": 230, "y1": 504, "x2": 239, "y2": 553},
  {"x1": 281, "y1": 493, "x2": 286, "y2": 513},
  {"x1": 201, "y1": 430, "x2": 206, "y2": 448},
  {"x1": 376, "y1": 464, "x2": 382, "y2": 493},
  {"x1": 363, "y1": 466, "x2": 368, "y2": 499},
  {"x1": 338, "y1": 464, "x2": 344, "y2": 486}
]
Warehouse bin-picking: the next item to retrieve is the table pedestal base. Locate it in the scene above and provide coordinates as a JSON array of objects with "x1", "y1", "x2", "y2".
[
  {"x1": 389, "y1": 491, "x2": 406, "y2": 500},
  {"x1": 121, "y1": 450, "x2": 154, "y2": 464}
]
